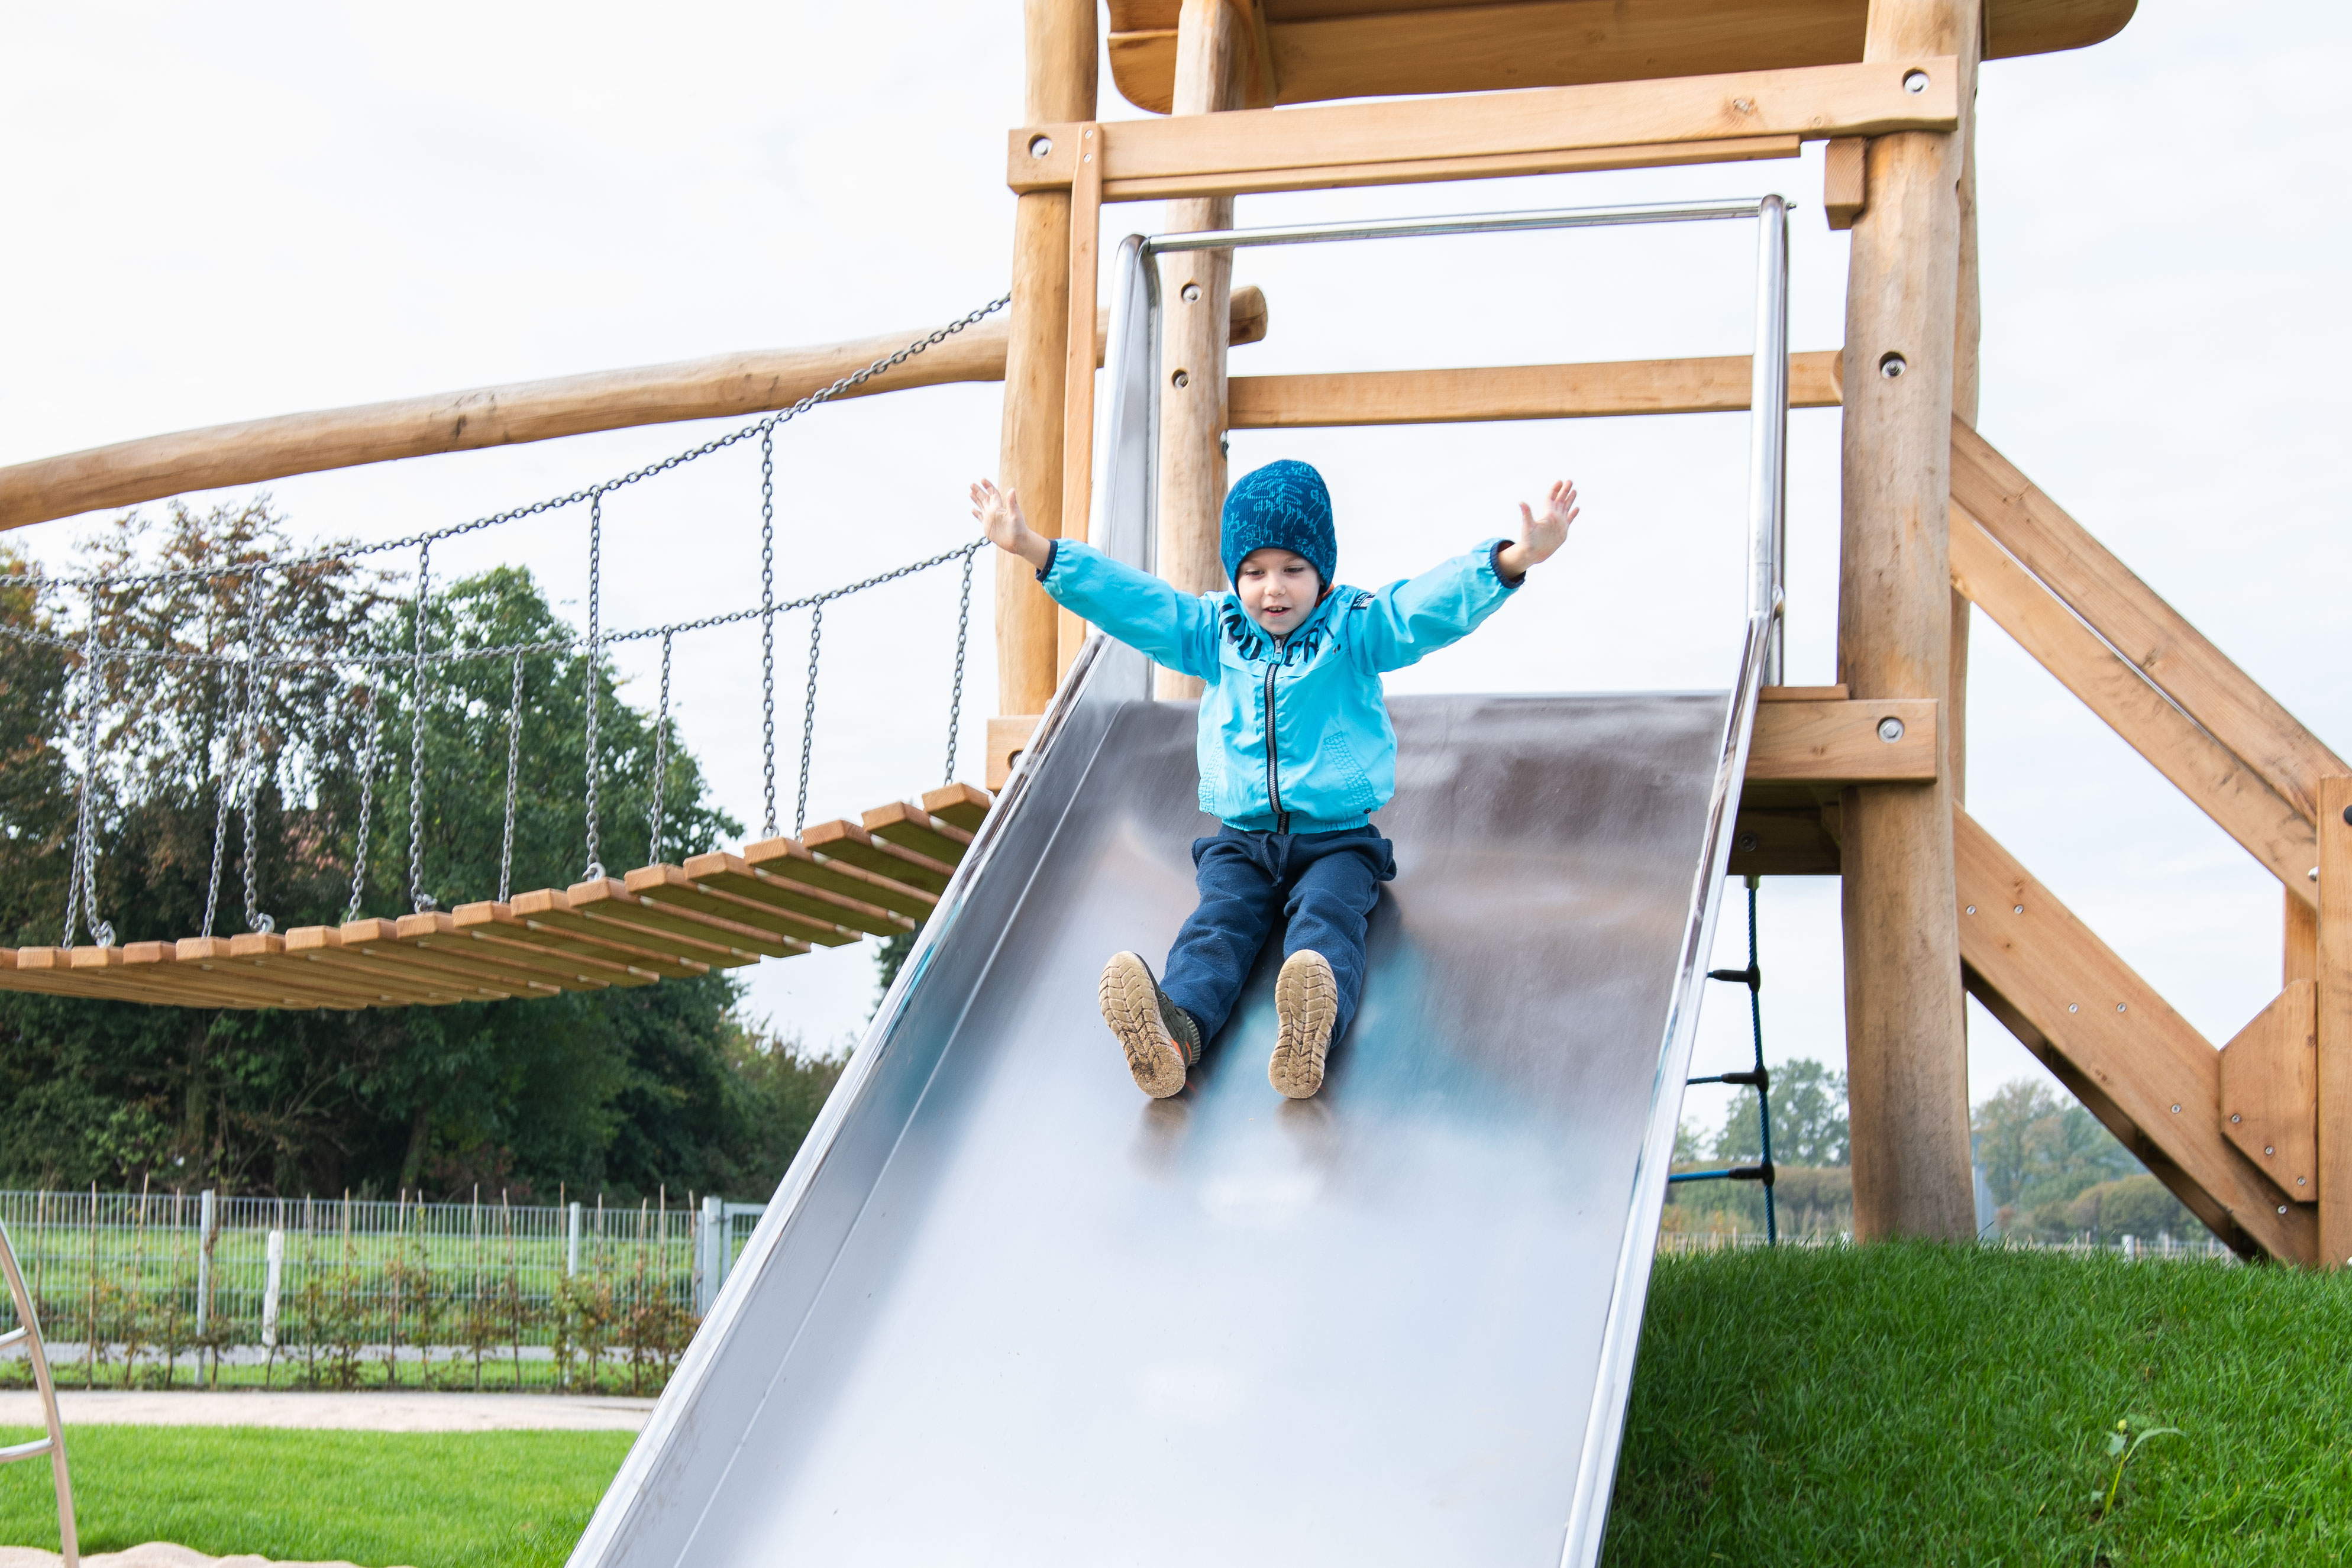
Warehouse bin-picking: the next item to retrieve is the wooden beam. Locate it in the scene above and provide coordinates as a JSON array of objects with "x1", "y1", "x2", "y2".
[
  {"x1": 1229, "y1": 350, "x2": 1841, "y2": 429},
  {"x1": 2322, "y1": 778, "x2": 2352, "y2": 1269},
  {"x1": 1726, "y1": 804, "x2": 1843, "y2": 877},
  {"x1": 1057, "y1": 121, "x2": 1107, "y2": 684},
  {"x1": 1104, "y1": 0, "x2": 2136, "y2": 114},
  {"x1": 1834, "y1": 1, "x2": 1973, "y2": 1243},
  {"x1": 1823, "y1": 136, "x2": 1868, "y2": 229},
  {"x1": 2218, "y1": 981, "x2": 2318, "y2": 1201},
  {"x1": 0, "y1": 292, "x2": 1268, "y2": 536},
  {"x1": 1955, "y1": 805, "x2": 2314, "y2": 1263},
  {"x1": 1745, "y1": 698, "x2": 1937, "y2": 784},
  {"x1": 1947, "y1": 503, "x2": 2319, "y2": 907},
  {"x1": 1083, "y1": 135, "x2": 1805, "y2": 202},
  {"x1": 1009, "y1": 57, "x2": 1959, "y2": 201},
  {"x1": 1950, "y1": 420, "x2": 2350, "y2": 825}
]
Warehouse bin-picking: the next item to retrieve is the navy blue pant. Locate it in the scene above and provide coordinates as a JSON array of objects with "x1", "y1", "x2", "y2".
[{"x1": 1159, "y1": 825, "x2": 1397, "y2": 1048}]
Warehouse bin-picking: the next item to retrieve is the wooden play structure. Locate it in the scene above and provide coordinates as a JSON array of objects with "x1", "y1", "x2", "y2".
[{"x1": 4, "y1": 0, "x2": 2348, "y2": 1278}]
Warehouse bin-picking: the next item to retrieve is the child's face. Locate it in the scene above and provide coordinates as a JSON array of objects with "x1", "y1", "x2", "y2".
[{"x1": 1235, "y1": 548, "x2": 1322, "y2": 636}]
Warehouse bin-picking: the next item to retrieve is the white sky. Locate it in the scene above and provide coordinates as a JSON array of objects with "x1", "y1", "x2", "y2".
[{"x1": 2, "y1": 4, "x2": 2343, "y2": 1147}]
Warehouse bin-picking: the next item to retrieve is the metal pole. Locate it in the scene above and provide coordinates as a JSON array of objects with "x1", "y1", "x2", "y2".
[
  {"x1": 193, "y1": 1189, "x2": 214, "y2": 1338},
  {"x1": 261, "y1": 1228, "x2": 284, "y2": 1350},
  {"x1": 0, "y1": 1218, "x2": 78, "y2": 1568},
  {"x1": 567, "y1": 1201, "x2": 583, "y2": 1278},
  {"x1": 698, "y1": 1196, "x2": 722, "y2": 1314},
  {"x1": 1746, "y1": 193, "x2": 1791, "y2": 683},
  {"x1": 1144, "y1": 198, "x2": 1772, "y2": 254}
]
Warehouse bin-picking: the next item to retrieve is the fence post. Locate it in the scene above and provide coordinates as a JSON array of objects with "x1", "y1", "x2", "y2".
[
  {"x1": 193, "y1": 1189, "x2": 215, "y2": 1337},
  {"x1": 567, "y1": 1202, "x2": 582, "y2": 1278},
  {"x1": 697, "y1": 1196, "x2": 722, "y2": 1315},
  {"x1": 261, "y1": 1229, "x2": 285, "y2": 1350}
]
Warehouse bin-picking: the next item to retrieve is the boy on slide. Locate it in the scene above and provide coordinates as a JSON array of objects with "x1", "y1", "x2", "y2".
[{"x1": 970, "y1": 459, "x2": 1578, "y2": 1100}]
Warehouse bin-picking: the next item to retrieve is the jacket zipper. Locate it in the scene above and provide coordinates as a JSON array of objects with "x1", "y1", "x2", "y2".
[{"x1": 1264, "y1": 649, "x2": 1288, "y2": 833}]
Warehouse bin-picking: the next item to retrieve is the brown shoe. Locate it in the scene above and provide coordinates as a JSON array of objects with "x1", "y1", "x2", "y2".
[
  {"x1": 1269, "y1": 949, "x2": 1338, "y2": 1099},
  {"x1": 1099, "y1": 952, "x2": 1200, "y2": 1099}
]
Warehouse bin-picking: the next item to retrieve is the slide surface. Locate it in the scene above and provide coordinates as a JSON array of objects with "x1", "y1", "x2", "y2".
[{"x1": 571, "y1": 632, "x2": 1753, "y2": 1568}]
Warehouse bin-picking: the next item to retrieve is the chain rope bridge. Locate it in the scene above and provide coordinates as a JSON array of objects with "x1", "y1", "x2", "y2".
[{"x1": 0, "y1": 298, "x2": 1011, "y2": 1011}]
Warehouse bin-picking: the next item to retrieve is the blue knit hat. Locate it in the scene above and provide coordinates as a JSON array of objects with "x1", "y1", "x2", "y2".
[{"x1": 1220, "y1": 460, "x2": 1336, "y2": 590}]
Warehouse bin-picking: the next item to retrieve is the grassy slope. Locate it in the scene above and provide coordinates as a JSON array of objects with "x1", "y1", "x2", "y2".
[
  {"x1": 0, "y1": 1428, "x2": 631, "y2": 1568},
  {"x1": 2, "y1": 1247, "x2": 2347, "y2": 1566},
  {"x1": 1607, "y1": 1243, "x2": 2352, "y2": 1566}
]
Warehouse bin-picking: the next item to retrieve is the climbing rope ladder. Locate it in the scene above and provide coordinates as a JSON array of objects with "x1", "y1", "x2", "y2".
[
  {"x1": 0, "y1": 300, "x2": 1010, "y2": 1011},
  {"x1": 1669, "y1": 874, "x2": 1779, "y2": 1243}
]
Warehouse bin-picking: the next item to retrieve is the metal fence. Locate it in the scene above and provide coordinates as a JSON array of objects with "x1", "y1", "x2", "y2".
[
  {"x1": 0, "y1": 1188, "x2": 767, "y2": 1392},
  {"x1": 1658, "y1": 1228, "x2": 2241, "y2": 1261}
]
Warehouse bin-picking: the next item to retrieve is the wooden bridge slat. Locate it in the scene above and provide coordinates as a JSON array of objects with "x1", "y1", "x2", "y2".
[
  {"x1": 861, "y1": 802, "x2": 974, "y2": 868},
  {"x1": 564, "y1": 877, "x2": 809, "y2": 962},
  {"x1": 677, "y1": 853, "x2": 911, "y2": 939},
  {"x1": 740, "y1": 836, "x2": 937, "y2": 923},
  {"x1": 920, "y1": 783, "x2": 992, "y2": 834},
  {"x1": 802, "y1": 820, "x2": 957, "y2": 895},
  {"x1": 348, "y1": 914, "x2": 634, "y2": 993},
  {"x1": 502, "y1": 891, "x2": 739, "y2": 973},
  {"x1": 624, "y1": 864, "x2": 858, "y2": 948},
  {"x1": 447, "y1": 903, "x2": 703, "y2": 981}
]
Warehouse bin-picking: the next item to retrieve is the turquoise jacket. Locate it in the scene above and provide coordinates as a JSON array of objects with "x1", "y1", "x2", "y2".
[{"x1": 1037, "y1": 539, "x2": 1522, "y2": 832}]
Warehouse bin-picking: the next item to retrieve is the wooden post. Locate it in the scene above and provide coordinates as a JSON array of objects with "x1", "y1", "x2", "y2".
[
  {"x1": 1154, "y1": 0, "x2": 1253, "y2": 700},
  {"x1": 2319, "y1": 778, "x2": 2352, "y2": 1269},
  {"x1": 1837, "y1": 0, "x2": 1979, "y2": 1240},
  {"x1": 1948, "y1": 41, "x2": 1979, "y2": 803},
  {"x1": 996, "y1": 0, "x2": 1097, "y2": 717}
]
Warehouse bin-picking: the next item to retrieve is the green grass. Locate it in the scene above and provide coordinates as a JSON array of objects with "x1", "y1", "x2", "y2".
[
  {"x1": 0, "y1": 1427, "x2": 632, "y2": 1568},
  {"x1": 1607, "y1": 1242, "x2": 2352, "y2": 1565}
]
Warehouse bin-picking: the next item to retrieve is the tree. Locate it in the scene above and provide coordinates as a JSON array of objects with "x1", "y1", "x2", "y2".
[
  {"x1": 1971, "y1": 1078, "x2": 2143, "y2": 1231},
  {"x1": 0, "y1": 503, "x2": 845, "y2": 1202},
  {"x1": 1711, "y1": 1057, "x2": 1849, "y2": 1167}
]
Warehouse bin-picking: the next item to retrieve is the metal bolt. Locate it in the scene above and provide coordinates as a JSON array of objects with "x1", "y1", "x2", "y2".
[
  {"x1": 1029, "y1": 135, "x2": 1054, "y2": 159},
  {"x1": 1172, "y1": 369, "x2": 1190, "y2": 389},
  {"x1": 2312, "y1": 867, "x2": 2322, "y2": 882},
  {"x1": 1737, "y1": 832, "x2": 1759, "y2": 852},
  {"x1": 2344, "y1": 803, "x2": 2352, "y2": 826},
  {"x1": 2266, "y1": 1145, "x2": 2276, "y2": 1156},
  {"x1": 2230, "y1": 1113, "x2": 2241, "y2": 1123},
  {"x1": 1904, "y1": 69, "x2": 1930, "y2": 93},
  {"x1": 2299, "y1": 1176, "x2": 2308, "y2": 1186},
  {"x1": 1879, "y1": 351, "x2": 1908, "y2": 379},
  {"x1": 2068, "y1": 1004, "x2": 2079, "y2": 1014},
  {"x1": 1876, "y1": 716, "x2": 1905, "y2": 742},
  {"x1": 2012, "y1": 904, "x2": 2024, "y2": 915},
  {"x1": 2117, "y1": 1003, "x2": 2128, "y2": 1013},
  {"x1": 1965, "y1": 905, "x2": 1976, "y2": 915},
  {"x1": 1181, "y1": 282, "x2": 1201, "y2": 303},
  {"x1": 2171, "y1": 1104, "x2": 2182, "y2": 1114}
]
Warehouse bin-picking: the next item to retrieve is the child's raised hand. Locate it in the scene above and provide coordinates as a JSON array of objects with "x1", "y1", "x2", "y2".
[
  {"x1": 971, "y1": 479, "x2": 1054, "y2": 570},
  {"x1": 1497, "y1": 479, "x2": 1579, "y2": 580}
]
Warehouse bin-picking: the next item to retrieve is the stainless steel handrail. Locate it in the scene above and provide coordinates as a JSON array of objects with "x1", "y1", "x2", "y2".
[
  {"x1": 0, "y1": 1218, "x2": 77, "y2": 1568},
  {"x1": 1143, "y1": 198, "x2": 1784, "y2": 254}
]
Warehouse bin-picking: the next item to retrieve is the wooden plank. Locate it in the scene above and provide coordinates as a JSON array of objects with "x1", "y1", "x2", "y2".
[
  {"x1": 1954, "y1": 806, "x2": 2313, "y2": 1263},
  {"x1": 454, "y1": 902, "x2": 712, "y2": 982},
  {"x1": 1760, "y1": 683, "x2": 1850, "y2": 701},
  {"x1": 2323, "y1": 778, "x2": 2352, "y2": 1269},
  {"x1": 167, "y1": 937, "x2": 392, "y2": 1010},
  {"x1": 1106, "y1": 1, "x2": 2134, "y2": 113},
  {"x1": 679, "y1": 851, "x2": 914, "y2": 939},
  {"x1": 742, "y1": 835, "x2": 939, "y2": 924},
  {"x1": 1950, "y1": 421, "x2": 2350, "y2": 825},
  {"x1": 1013, "y1": 58, "x2": 1957, "y2": 198},
  {"x1": 1823, "y1": 135, "x2": 1867, "y2": 228},
  {"x1": 920, "y1": 783, "x2": 993, "y2": 834},
  {"x1": 509, "y1": 887, "x2": 763, "y2": 971},
  {"x1": 2289, "y1": 885, "x2": 2319, "y2": 987},
  {"x1": 1229, "y1": 350, "x2": 1842, "y2": 429},
  {"x1": 1949, "y1": 504, "x2": 2319, "y2": 907},
  {"x1": 797, "y1": 823, "x2": 958, "y2": 898},
  {"x1": 1726, "y1": 805, "x2": 1842, "y2": 877},
  {"x1": 222, "y1": 932, "x2": 470, "y2": 1008},
  {"x1": 1096, "y1": 135, "x2": 1802, "y2": 202},
  {"x1": 280, "y1": 926, "x2": 522, "y2": 1004},
  {"x1": 2219, "y1": 981, "x2": 2318, "y2": 1202},
  {"x1": 1744, "y1": 698, "x2": 1936, "y2": 784},
  {"x1": 861, "y1": 802, "x2": 974, "y2": 868},
  {"x1": 561, "y1": 875, "x2": 811, "y2": 962},
  {"x1": 0, "y1": 949, "x2": 111, "y2": 997},
  {"x1": 625, "y1": 864, "x2": 859, "y2": 948},
  {"x1": 342, "y1": 914, "x2": 631, "y2": 994},
  {"x1": 986, "y1": 716, "x2": 1041, "y2": 792}
]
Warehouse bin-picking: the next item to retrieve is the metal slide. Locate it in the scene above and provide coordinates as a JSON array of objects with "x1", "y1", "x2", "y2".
[{"x1": 570, "y1": 199, "x2": 1788, "y2": 1568}]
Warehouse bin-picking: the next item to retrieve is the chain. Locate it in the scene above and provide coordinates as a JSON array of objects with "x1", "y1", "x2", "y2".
[
  {"x1": 201, "y1": 660, "x2": 238, "y2": 940},
  {"x1": 406, "y1": 543, "x2": 433, "y2": 913},
  {"x1": 62, "y1": 605, "x2": 112, "y2": 948},
  {"x1": 499, "y1": 652, "x2": 524, "y2": 904},
  {"x1": 760, "y1": 427, "x2": 778, "y2": 838},
  {"x1": 238, "y1": 570, "x2": 275, "y2": 935},
  {"x1": 945, "y1": 544, "x2": 973, "y2": 785},
  {"x1": 649, "y1": 631, "x2": 673, "y2": 865},
  {"x1": 345, "y1": 681, "x2": 382, "y2": 923},
  {"x1": 42, "y1": 296, "x2": 1010, "y2": 596},
  {"x1": 581, "y1": 491, "x2": 605, "y2": 882},
  {"x1": 796, "y1": 603, "x2": 820, "y2": 837}
]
